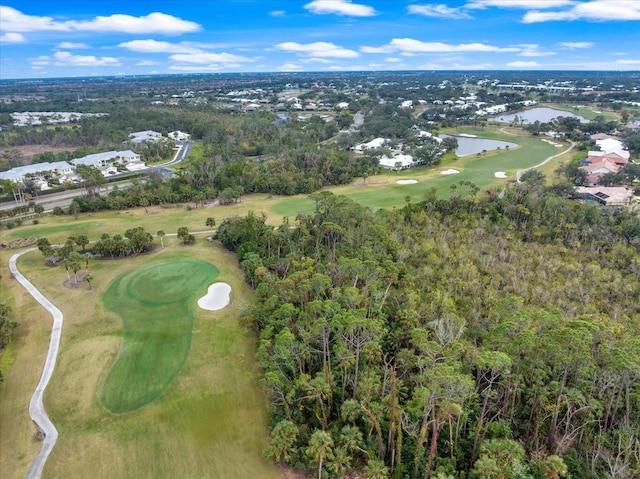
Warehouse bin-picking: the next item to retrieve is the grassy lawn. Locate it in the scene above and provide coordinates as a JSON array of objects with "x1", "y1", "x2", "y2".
[
  {"x1": 101, "y1": 259, "x2": 218, "y2": 413},
  {"x1": 0, "y1": 244, "x2": 283, "y2": 479},
  {"x1": 554, "y1": 103, "x2": 619, "y2": 121},
  {"x1": 271, "y1": 127, "x2": 561, "y2": 216}
]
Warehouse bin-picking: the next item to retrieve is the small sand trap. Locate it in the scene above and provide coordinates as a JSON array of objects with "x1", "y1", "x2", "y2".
[
  {"x1": 198, "y1": 282, "x2": 231, "y2": 311},
  {"x1": 494, "y1": 172, "x2": 507, "y2": 178},
  {"x1": 440, "y1": 169, "x2": 460, "y2": 175},
  {"x1": 396, "y1": 179, "x2": 418, "y2": 184}
]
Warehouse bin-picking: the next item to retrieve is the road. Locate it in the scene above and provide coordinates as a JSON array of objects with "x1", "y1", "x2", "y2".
[{"x1": 1, "y1": 142, "x2": 194, "y2": 212}]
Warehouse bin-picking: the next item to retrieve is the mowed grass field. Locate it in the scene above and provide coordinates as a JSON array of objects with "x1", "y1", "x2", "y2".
[
  {"x1": 0, "y1": 125, "x2": 570, "y2": 478},
  {"x1": 272, "y1": 126, "x2": 564, "y2": 216},
  {"x1": 0, "y1": 243, "x2": 283, "y2": 479},
  {"x1": 101, "y1": 260, "x2": 218, "y2": 413}
]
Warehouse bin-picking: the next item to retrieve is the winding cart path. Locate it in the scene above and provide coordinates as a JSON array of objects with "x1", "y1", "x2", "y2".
[{"x1": 9, "y1": 248, "x2": 62, "y2": 479}]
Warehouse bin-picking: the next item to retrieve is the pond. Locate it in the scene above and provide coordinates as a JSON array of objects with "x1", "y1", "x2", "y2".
[
  {"x1": 439, "y1": 134, "x2": 518, "y2": 157},
  {"x1": 491, "y1": 107, "x2": 588, "y2": 124}
]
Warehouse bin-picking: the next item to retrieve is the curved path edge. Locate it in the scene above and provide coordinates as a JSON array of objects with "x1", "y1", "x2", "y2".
[
  {"x1": 9, "y1": 247, "x2": 61, "y2": 479},
  {"x1": 516, "y1": 139, "x2": 576, "y2": 182}
]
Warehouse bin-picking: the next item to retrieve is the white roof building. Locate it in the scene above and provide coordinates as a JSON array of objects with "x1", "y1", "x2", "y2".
[
  {"x1": 595, "y1": 138, "x2": 625, "y2": 152},
  {"x1": 0, "y1": 161, "x2": 74, "y2": 182},
  {"x1": 379, "y1": 154, "x2": 415, "y2": 170},
  {"x1": 129, "y1": 130, "x2": 163, "y2": 143},
  {"x1": 168, "y1": 130, "x2": 191, "y2": 142},
  {"x1": 71, "y1": 150, "x2": 140, "y2": 167},
  {"x1": 353, "y1": 137, "x2": 389, "y2": 152}
]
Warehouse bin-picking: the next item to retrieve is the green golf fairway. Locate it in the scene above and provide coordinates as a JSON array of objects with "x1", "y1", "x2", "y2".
[{"x1": 101, "y1": 260, "x2": 218, "y2": 413}]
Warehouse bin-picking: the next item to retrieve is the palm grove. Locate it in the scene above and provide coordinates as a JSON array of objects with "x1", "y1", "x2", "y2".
[{"x1": 215, "y1": 182, "x2": 640, "y2": 479}]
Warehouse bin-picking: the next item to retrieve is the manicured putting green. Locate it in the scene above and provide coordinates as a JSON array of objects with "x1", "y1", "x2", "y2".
[{"x1": 101, "y1": 259, "x2": 218, "y2": 413}]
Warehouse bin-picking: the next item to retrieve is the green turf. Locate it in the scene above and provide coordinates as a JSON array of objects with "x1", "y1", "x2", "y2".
[
  {"x1": 100, "y1": 259, "x2": 218, "y2": 413},
  {"x1": 269, "y1": 129, "x2": 559, "y2": 216},
  {"x1": 554, "y1": 104, "x2": 618, "y2": 121}
]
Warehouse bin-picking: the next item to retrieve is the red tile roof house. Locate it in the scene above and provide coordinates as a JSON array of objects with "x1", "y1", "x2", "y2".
[{"x1": 579, "y1": 151, "x2": 629, "y2": 186}]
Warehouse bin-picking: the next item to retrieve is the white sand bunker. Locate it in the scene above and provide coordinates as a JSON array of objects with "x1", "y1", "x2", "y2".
[
  {"x1": 440, "y1": 169, "x2": 460, "y2": 175},
  {"x1": 494, "y1": 172, "x2": 507, "y2": 178},
  {"x1": 396, "y1": 179, "x2": 418, "y2": 185},
  {"x1": 198, "y1": 282, "x2": 231, "y2": 311}
]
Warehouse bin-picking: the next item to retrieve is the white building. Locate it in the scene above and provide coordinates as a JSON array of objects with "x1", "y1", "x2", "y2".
[
  {"x1": 0, "y1": 161, "x2": 77, "y2": 190},
  {"x1": 168, "y1": 130, "x2": 191, "y2": 142},
  {"x1": 379, "y1": 154, "x2": 415, "y2": 171},
  {"x1": 353, "y1": 137, "x2": 389, "y2": 152},
  {"x1": 129, "y1": 130, "x2": 163, "y2": 143},
  {"x1": 71, "y1": 150, "x2": 145, "y2": 176}
]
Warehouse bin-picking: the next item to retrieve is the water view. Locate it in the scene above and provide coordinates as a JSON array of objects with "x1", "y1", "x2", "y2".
[
  {"x1": 439, "y1": 134, "x2": 518, "y2": 157},
  {"x1": 491, "y1": 107, "x2": 588, "y2": 124}
]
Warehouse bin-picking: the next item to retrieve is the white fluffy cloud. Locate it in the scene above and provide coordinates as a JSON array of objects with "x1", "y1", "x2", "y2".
[
  {"x1": 119, "y1": 39, "x2": 201, "y2": 54},
  {"x1": 507, "y1": 61, "x2": 540, "y2": 67},
  {"x1": 54, "y1": 51, "x2": 120, "y2": 67},
  {"x1": 0, "y1": 6, "x2": 201, "y2": 34},
  {"x1": 523, "y1": 1, "x2": 640, "y2": 23},
  {"x1": 56, "y1": 42, "x2": 90, "y2": 49},
  {"x1": 276, "y1": 41, "x2": 359, "y2": 58},
  {"x1": 304, "y1": 0, "x2": 376, "y2": 17},
  {"x1": 169, "y1": 52, "x2": 251, "y2": 64},
  {"x1": 408, "y1": 4, "x2": 472, "y2": 19},
  {"x1": 466, "y1": 0, "x2": 573, "y2": 9},
  {"x1": 0, "y1": 32, "x2": 25, "y2": 43},
  {"x1": 387, "y1": 39, "x2": 519, "y2": 53},
  {"x1": 278, "y1": 63, "x2": 304, "y2": 71},
  {"x1": 559, "y1": 42, "x2": 594, "y2": 49},
  {"x1": 517, "y1": 44, "x2": 556, "y2": 57}
]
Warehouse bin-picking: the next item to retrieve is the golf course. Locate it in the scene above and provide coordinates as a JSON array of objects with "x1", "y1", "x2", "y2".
[{"x1": 0, "y1": 125, "x2": 574, "y2": 478}]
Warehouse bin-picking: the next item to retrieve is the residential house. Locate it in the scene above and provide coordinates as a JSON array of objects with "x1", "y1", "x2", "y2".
[
  {"x1": 579, "y1": 147, "x2": 630, "y2": 185},
  {"x1": 379, "y1": 154, "x2": 415, "y2": 171},
  {"x1": 575, "y1": 186, "x2": 632, "y2": 206},
  {"x1": 168, "y1": 130, "x2": 191, "y2": 142},
  {"x1": 0, "y1": 161, "x2": 75, "y2": 189},
  {"x1": 353, "y1": 137, "x2": 389, "y2": 152},
  {"x1": 71, "y1": 150, "x2": 145, "y2": 175},
  {"x1": 129, "y1": 130, "x2": 163, "y2": 143}
]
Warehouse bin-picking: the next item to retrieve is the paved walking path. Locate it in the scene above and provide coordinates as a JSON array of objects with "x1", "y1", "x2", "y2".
[
  {"x1": 9, "y1": 248, "x2": 62, "y2": 479},
  {"x1": 516, "y1": 139, "x2": 575, "y2": 182}
]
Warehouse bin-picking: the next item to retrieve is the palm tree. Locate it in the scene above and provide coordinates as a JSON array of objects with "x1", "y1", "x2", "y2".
[
  {"x1": 327, "y1": 446, "x2": 351, "y2": 478},
  {"x1": 206, "y1": 217, "x2": 216, "y2": 232},
  {"x1": 157, "y1": 230, "x2": 165, "y2": 248},
  {"x1": 364, "y1": 457, "x2": 389, "y2": 479},
  {"x1": 84, "y1": 273, "x2": 94, "y2": 291},
  {"x1": 306, "y1": 429, "x2": 334, "y2": 479}
]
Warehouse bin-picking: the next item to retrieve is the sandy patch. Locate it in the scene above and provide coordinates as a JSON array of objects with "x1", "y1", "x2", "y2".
[
  {"x1": 440, "y1": 169, "x2": 460, "y2": 175},
  {"x1": 494, "y1": 172, "x2": 507, "y2": 178},
  {"x1": 542, "y1": 139, "x2": 563, "y2": 147},
  {"x1": 396, "y1": 179, "x2": 418, "y2": 185},
  {"x1": 457, "y1": 133, "x2": 477, "y2": 138},
  {"x1": 198, "y1": 282, "x2": 231, "y2": 311}
]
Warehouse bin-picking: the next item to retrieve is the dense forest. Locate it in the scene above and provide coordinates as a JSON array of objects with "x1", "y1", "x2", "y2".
[{"x1": 215, "y1": 180, "x2": 640, "y2": 478}]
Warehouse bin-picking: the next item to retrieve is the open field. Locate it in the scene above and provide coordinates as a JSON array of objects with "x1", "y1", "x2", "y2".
[{"x1": 0, "y1": 243, "x2": 283, "y2": 479}]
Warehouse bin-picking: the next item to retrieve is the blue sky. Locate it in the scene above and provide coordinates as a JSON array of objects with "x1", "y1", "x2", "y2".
[{"x1": 1, "y1": 0, "x2": 639, "y2": 79}]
